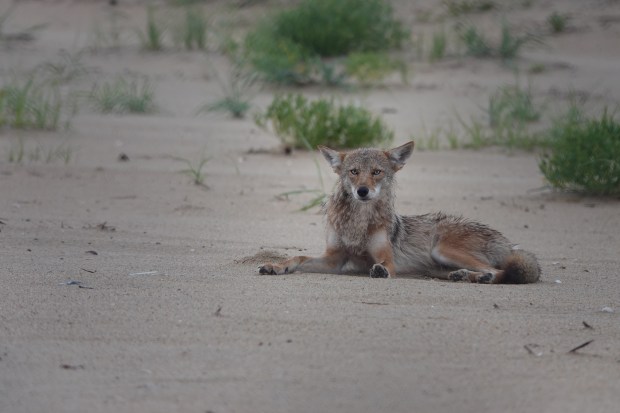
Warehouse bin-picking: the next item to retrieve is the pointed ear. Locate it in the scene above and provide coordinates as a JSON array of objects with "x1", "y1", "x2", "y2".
[
  {"x1": 318, "y1": 145, "x2": 345, "y2": 172},
  {"x1": 386, "y1": 141, "x2": 414, "y2": 171}
]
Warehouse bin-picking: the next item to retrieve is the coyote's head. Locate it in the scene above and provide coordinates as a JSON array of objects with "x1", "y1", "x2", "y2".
[{"x1": 319, "y1": 141, "x2": 414, "y2": 202}]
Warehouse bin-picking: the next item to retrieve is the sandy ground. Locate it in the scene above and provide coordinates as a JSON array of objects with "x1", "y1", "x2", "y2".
[{"x1": 1, "y1": 1, "x2": 620, "y2": 412}]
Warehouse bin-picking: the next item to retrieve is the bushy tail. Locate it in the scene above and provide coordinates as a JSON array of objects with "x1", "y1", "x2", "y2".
[{"x1": 501, "y1": 249, "x2": 541, "y2": 284}]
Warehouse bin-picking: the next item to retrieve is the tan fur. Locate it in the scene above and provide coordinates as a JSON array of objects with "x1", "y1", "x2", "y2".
[{"x1": 258, "y1": 141, "x2": 541, "y2": 284}]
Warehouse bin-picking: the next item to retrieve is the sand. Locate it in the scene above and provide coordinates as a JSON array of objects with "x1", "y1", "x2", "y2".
[{"x1": 1, "y1": 1, "x2": 619, "y2": 412}]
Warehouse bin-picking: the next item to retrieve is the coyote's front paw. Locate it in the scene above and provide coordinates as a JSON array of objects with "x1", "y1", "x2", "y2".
[
  {"x1": 369, "y1": 264, "x2": 389, "y2": 278},
  {"x1": 258, "y1": 263, "x2": 288, "y2": 275}
]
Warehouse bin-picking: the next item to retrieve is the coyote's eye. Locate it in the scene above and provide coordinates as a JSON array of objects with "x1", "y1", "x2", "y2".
[
  {"x1": 372, "y1": 169, "x2": 382, "y2": 176},
  {"x1": 349, "y1": 169, "x2": 359, "y2": 176}
]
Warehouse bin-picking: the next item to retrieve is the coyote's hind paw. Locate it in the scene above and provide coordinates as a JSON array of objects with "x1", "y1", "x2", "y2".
[{"x1": 449, "y1": 269, "x2": 496, "y2": 283}]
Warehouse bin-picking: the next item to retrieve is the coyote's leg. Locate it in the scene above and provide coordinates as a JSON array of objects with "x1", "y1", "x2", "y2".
[
  {"x1": 258, "y1": 248, "x2": 347, "y2": 275},
  {"x1": 431, "y1": 243, "x2": 501, "y2": 284},
  {"x1": 367, "y1": 229, "x2": 396, "y2": 278}
]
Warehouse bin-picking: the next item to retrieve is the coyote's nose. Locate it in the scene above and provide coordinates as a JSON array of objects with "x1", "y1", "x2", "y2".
[{"x1": 357, "y1": 186, "x2": 369, "y2": 198}]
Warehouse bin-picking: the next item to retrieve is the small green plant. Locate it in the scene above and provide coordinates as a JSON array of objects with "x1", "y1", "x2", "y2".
[
  {"x1": 528, "y1": 63, "x2": 546, "y2": 74},
  {"x1": 197, "y1": 60, "x2": 257, "y2": 119},
  {"x1": 443, "y1": 0, "x2": 495, "y2": 16},
  {"x1": 317, "y1": 61, "x2": 348, "y2": 87},
  {"x1": 137, "y1": 6, "x2": 166, "y2": 51},
  {"x1": 89, "y1": 75, "x2": 155, "y2": 114},
  {"x1": 36, "y1": 50, "x2": 89, "y2": 84},
  {"x1": 6, "y1": 139, "x2": 24, "y2": 163},
  {"x1": 547, "y1": 12, "x2": 570, "y2": 34},
  {"x1": 278, "y1": 186, "x2": 327, "y2": 211},
  {"x1": 459, "y1": 25, "x2": 492, "y2": 57},
  {"x1": 277, "y1": 145, "x2": 328, "y2": 211},
  {"x1": 429, "y1": 29, "x2": 448, "y2": 62},
  {"x1": 180, "y1": 156, "x2": 209, "y2": 187},
  {"x1": 6, "y1": 139, "x2": 73, "y2": 164},
  {"x1": 174, "y1": 6, "x2": 208, "y2": 50},
  {"x1": 498, "y1": 20, "x2": 539, "y2": 61},
  {"x1": 459, "y1": 21, "x2": 540, "y2": 61},
  {"x1": 455, "y1": 113, "x2": 491, "y2": 148},
  {"x1": 454, "y1": 108, "x2": 542, "y2": 150},
  {"x1": 488, "y1": 83, "x2": 540, "y2": 127},
  {"x1": 415, "y1": 122, "x2": 460, "y2": 150},
  {"x1": 255, "y1": 94, "x2": 394, "y2": 149},
  {"x1": 539, "y1": 107, "x2": 620, "y2": 195},
  {"x1": 344, "y1": 52, "x2": 407, "y2": 86},
  {"x1": 0, "y1": 76, "x2": 73, "y2": 130}
]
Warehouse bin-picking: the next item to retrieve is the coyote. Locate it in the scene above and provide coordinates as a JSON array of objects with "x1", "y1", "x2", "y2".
[{"x1": 259, "y1": 141, "x2": 540, "y2": 284}]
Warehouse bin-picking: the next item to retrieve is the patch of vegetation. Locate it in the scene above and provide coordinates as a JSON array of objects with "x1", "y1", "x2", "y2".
[
  {"x1": 344, "y1": 52, "x2": 408, "y2": 87},
  {"x1": 498, "y1": 21, "x2": 540, "y2": 61},
  {"x1": 197, "y1": 60, "x2": 257, "y2": 119},
  {"x1": 413, "y1": 81, "x2": 546, "y2": 151},
  {"x1": 528, "y1": 63, "x2": 546, "y2": 74},
  {"x1": 173, "y1": 6, "x2": 208, "y2": 50},
  {"x1": 35, "y1": 50, "x2": 89, "y2": 85},
  {"x1": 6, "y1": 139, "x2": 73, "y2": 164},
  {"x1": 89, "y1": 75, "x2": 155, "y2": 114},
  {"x1": 244, "y1": 0, "x2": 409, "y2": 85},
  {"x1": 0, "y1": 76, "x2": 74, "y2": 130},
  {"x1": 180, "y1": 156, "x2": 209, "y2": 187},
  {"x1": 443, "y1": 0, "x2": 495, "y2": 16},
  {"x1": 272, "y1": 0, "x2": 408, "y2": 57},
  {"x1": 459, "y1": 25, "x2": 493, "y2": 57},
  {"x1": 277, "y1": 148, "x2": 328, "y2": 211},
  {"x1": 539, "y1": 107, "x2": 620, "y2": 196},
  {"x1": 547, "y1": 12, "x2": 570, "y2": 34},
  {"x1": 244, "y1": 24, "x2": 315, "y2": 85},
  {"x1": 255, "y1": 94, "x2": 394, "y2": 149},
  {"x1": 488, "y1": 83, "x2": 541, "y2": 127},
  {"x1": 137, "y1": 5, "x2": 167, "y2": 51},
  {"x1": 415, "y1": 122, "x2": 459, "y2": 151},
  {"x1": 458, "y1": 21, "x2": 540, "y2": 61},
  {"x1": 429, "y1": 29, "x2": 448, "y2": 62}
]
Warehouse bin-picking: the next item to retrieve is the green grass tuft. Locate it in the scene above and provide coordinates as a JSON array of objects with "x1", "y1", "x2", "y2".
[
  {"x1": 197, "y1": 60, "x2": 257, "y2": 119},
  {"x1": 429, "y1": 29, "x2": 448, "y2": 62},
  {"x1": 176, "y1": 6, "x2": 208, "y2": 50},
  {"x1": 539, "y1": 107, "x2": 620, "y2": 195},
  {"x1": 459, "y1": 25, "x2": 492, "y2": 58},
  {"x1": 6, "y1": 139, "x2": 73, "y2": 164},
  {"x1": 0, "y1": 76, "x2": 73, "y2": 130},
  {"x1": 137, "y1": 6, "x2": 166, "y2": 51},
  {"x1": 255, "y1": 94, "x2": 394, "y2": 149},
  {"x1": 547, "y1": 12, "x2": 570, "y2": 34},
  {"x1": 36, "y1": 50, "x2": 89, "y2": 85},
  {"x1": 89, "y1": 75, "x2": 155, "y2": 114},
  {"x1": 498, "y1": 20, "x2": 540, "y2": 61},
  {"x1": 180, "y1": 156, "x2": 209, "y2": 187},
  {"x1": 488, "y1": 83, "x2": 540, "y2": 127}
]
